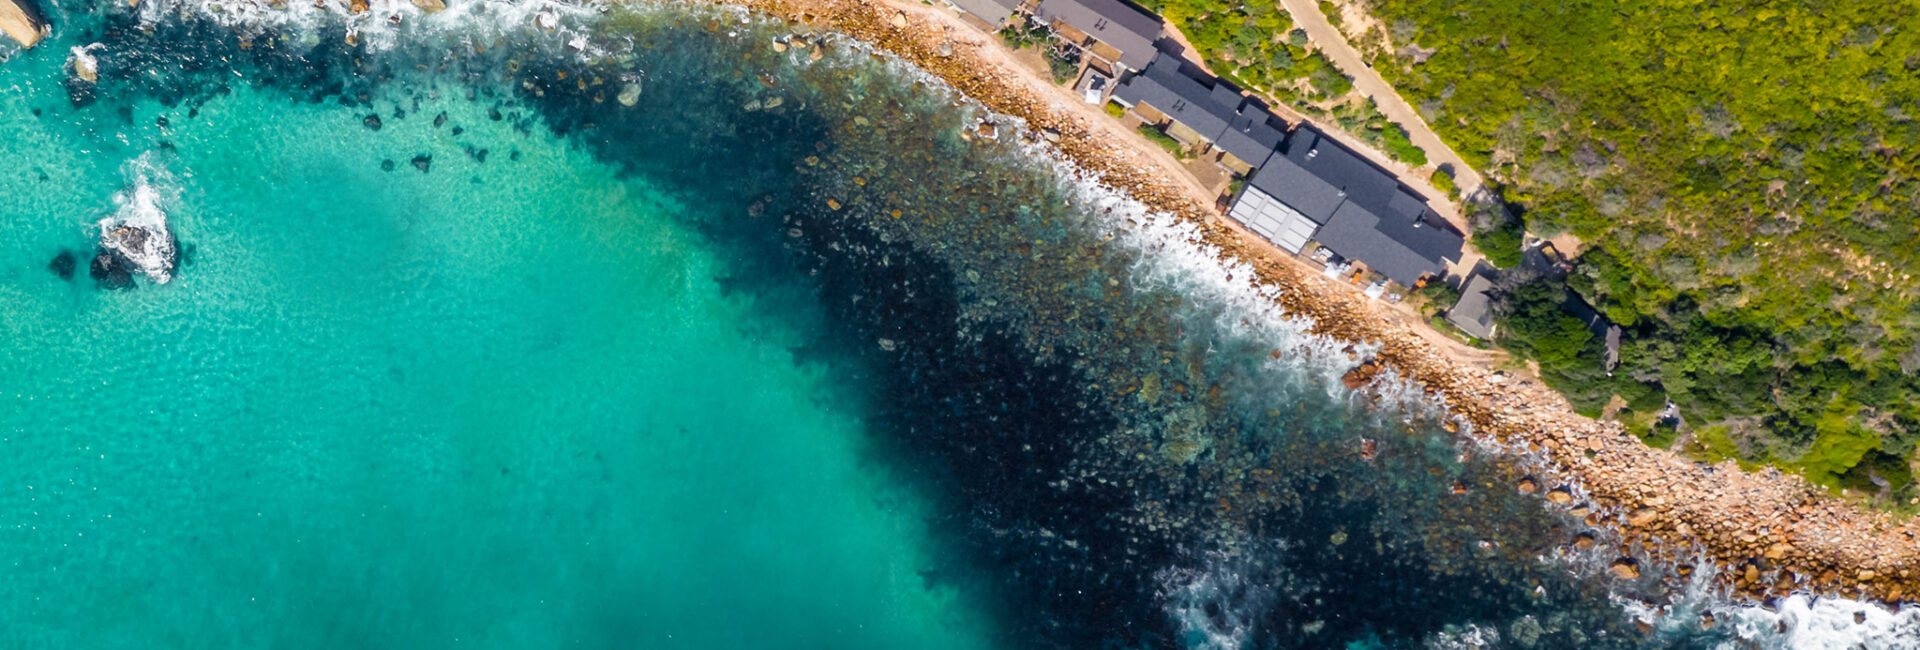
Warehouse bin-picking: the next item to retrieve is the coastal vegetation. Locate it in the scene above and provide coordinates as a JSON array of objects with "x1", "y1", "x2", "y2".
[
  {"x1": 1356, "y1": 0, "x2": 1920, "y2": 503},
  {"x1": 1135, "y1": 0, "x2": 1431, "y2": 167},
  {"x1": 1137, "y1": 124, "x2": 1188, "y2": 157}
]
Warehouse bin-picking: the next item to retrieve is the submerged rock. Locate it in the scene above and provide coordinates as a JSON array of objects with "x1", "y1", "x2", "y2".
[
  {"x1": 47, "y1": 249, "x2": 76, "y2": 280},
  {"x1": 412, "y1": 154, "x2": 432, "y2": 172},
  {"x1": 364, "y1": 114, "x2": 383, "y2": 130},
  {"x1": 89, "y1": 251, "x2": 133, "y2": 289},
  {"x1": 616, "y1": 82, "x2": 641, "y2": 107}
]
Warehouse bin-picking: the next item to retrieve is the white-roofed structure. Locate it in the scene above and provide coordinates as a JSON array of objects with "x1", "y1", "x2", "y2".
[{"x1": 1227, "y1": 184, "x2": 1319, "y2": 253}]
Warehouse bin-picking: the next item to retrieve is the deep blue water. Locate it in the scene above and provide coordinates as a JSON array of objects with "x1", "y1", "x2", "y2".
[{"x1": 0, "y1": 0, "x2": 1910, "y2": 648}]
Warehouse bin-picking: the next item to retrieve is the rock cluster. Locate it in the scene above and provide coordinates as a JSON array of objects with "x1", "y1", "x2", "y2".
[
  {"x1": 0, "y1": 0, "x2": 47, "y2": 48},
  {"x1": 95, "y1": 218, "x2": 176, "y2": 286},
  {"x1": 682, "y1": 0, "x2": 1920, "y2": 605}
]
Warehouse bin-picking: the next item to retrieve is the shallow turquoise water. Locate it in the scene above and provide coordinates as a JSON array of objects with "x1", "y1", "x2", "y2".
[
  {"x1": 4, "y1": 2, "x2": 1907, "y2": 647},
  {"x1": 0, "y1": 69, "x2": 993, "y2": 648}
]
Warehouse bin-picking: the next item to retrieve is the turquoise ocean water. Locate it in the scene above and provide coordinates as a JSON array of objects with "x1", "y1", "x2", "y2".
[
  {"x1": 1, "y1": 1, "x2": 1913, "y2": 648},
  {"x1": 1, "y1": 59, "x2": 992, "y2": 648}
]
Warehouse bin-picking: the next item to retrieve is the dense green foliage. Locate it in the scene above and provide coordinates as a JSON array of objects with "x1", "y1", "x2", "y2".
[
  {"x1": 997, "y1": 22, "x2": 1047, "y2": 50},
  {"x1": 1473, "y1": 220, "x2": 1522, "y2": 269},
  {"x1": 1046, "y1": 47, "x2": 1081, "y2": 84},
  {"x1": 1429, "y1": 166, "x2": 1456, "y2": 198},
  {"x1": 1132, "y1": 0, "x2": 1428, "y2": 167},
  {"x1": 1377, "y1": 121, "x2": 1426, "y2": 165},
  {"x1": 1358, "y1": 0, "x2": 1920, "y2": 502},
  {"x1": 1137, "y1": 124, "x2": 1187, "y2": 156}
]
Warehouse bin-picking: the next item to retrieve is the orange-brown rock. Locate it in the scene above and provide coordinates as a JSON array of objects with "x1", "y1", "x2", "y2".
[{"x1": 0, "y1": 0, "x2": 47, "y2": 48}]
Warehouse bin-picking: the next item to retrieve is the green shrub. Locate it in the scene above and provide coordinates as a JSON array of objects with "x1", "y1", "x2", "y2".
[
  {"x1": 1137, "y1": 124, "x2": 1186, "y2": 157},
  {"x1": 1430, "y1": 167, "x2": 1457, "y2": 198},
  {"x1": 1475, "y1": 221, "x2": 1525, "y2": 269},
  {"x1": 1046, "y1": 48, "x2": 1080, "y2": 84},
  {"x1": 1378, "y1": 122, "x2": 1428, "y2": 166},
  {"x1": 1104, "y1": 101, "x2": 1126, "y2": 118},
  {"x1": 997, "y1": 23, "x2": 1044, "y2": 50}
]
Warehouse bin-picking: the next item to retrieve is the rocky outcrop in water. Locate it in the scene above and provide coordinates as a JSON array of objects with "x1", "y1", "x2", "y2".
[
  {"x1": 95, "y1": 169, "x2": 178, "y2": 285},
  {"x1": 0, "y1": 0, "x2": 47, "y2": 48},
  {"x1": 69, "y1": 44, "x2": 102, "y2": 83},
  {"x1": 97, "y1": 219, "x2": 177, "y2": 285}
]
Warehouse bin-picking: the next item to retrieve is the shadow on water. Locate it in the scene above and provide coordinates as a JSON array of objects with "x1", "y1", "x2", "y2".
[{"x1": 57, "y1": 5, "x2": 1741, "y2": 648}]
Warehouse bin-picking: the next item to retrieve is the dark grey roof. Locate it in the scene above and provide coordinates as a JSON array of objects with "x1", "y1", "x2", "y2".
[
  {"x1": 1313, "y1": 201, "x2": 1464, "y2": 286},
  {"x1": 1244, "y1": 155, "x2": 1345, "y2": 223},
  {"x1": 1214, "y1": 105, "x2": 1287, "y2": 168},
  {"x1": 1112, "y1": 53, "x2": 1240, "y2": 144},
  {"x1": 948, "y1": 0, "x2": 1019, "y2": 26},
  {"x1": 1446, "y1": 273, "x2": 1496, "y2": 339},
  {"x1": 1242, "y1": 124, "x2": 1461, "y2": 285},
  {"x1": 1276, "y1": 126, "x2": 1406, "y2": 216},
  {"x1": 1035, "y1": 0, "x2": 1162, "y2": 70}
]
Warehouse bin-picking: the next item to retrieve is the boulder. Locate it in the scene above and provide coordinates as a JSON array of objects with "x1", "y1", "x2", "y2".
[
  {"x1": 0, "y1": 0, "x2": 47, "y2": 48},
  {"x1": 96, "y1": 181, "x2": 177, "y2": 285},
  {"x1": 69, "y1": 44, "x2": 101, "y2": 83},
  {"x1": 89, "y1": 251, "x2": 133, "y2": 289},
  {"x1": 1609, "y1": 557, "x2": 1640, "y2": 579},
  {"x1": 616, "y1": 82, "x2": 641, "y2": 107},
  {"x1": 411, "y1": 0, "x2": 446, "y2": 12}
]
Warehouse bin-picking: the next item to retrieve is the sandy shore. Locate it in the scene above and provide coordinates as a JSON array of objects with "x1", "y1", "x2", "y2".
[{"x1": 671, "y1": 0, "x2": 1920, "y2": 605}]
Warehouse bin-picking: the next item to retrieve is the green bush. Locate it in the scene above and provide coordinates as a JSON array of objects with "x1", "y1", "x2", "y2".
[
  {"x1": 1137, "y1": 124, "x2": 1186, "y2": 157},
  {"x1": 1430, "y1": 167, "x2": 1457, "y2": 198},
  {"x1": 1474, "y1": 221, "x2": 1524, "y2": 269},
  {"x1": 1104, "y1": 101, "x2": 1126, "y2": 118},
  {"x1": 1046, "y1": 48, "x2": 1080, "y2": 84},
  {"x1": 1378, "y1": 122, "x2": 1427, "y2": 166},
  {"x1": 997, "y1": 23, "x2": 1045, "y2": 50}
]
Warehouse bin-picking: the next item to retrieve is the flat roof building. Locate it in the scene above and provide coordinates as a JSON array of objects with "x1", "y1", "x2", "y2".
[
  {"x1": 1230, "y1": 125, "x2": 1463, "y2": 286},
  {"x1": 1034, "y1": 0, "x2": 1162, "y2": 71},
  {"x1": 946, "y1": 0, "x2": 1021, "y2": 28}
]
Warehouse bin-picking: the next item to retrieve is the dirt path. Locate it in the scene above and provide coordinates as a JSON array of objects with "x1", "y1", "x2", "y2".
[
  {"x1": 673, "y1": 0, "x2": 1920, "y2": 605},
  {"x1": 1273, "y1": 0, "x2": 1484, "y2": 200}
]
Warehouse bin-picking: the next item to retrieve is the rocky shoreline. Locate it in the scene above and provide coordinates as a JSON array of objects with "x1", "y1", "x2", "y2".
[{"x1": 668, "y1": 0, "x2": 1920, "y2": 606}]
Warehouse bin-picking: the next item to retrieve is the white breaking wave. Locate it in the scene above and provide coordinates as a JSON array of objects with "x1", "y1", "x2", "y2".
[
  {"x1": 91, "y1": 0, "x2": 1919, "y2": 644},
  {"x1": 1158, "y1": 550, "x2": 1283, "y2": 650},
  {"x1": 1619, "y1": 562, "x2": 1920, "y2": 649},
  {"x1": 993, "y1": 96, "x2": 1919, "y2": 650},
  {"x1": 126, "y1": 0, "x2": 603, "y2": 54},
  {"x1": 98, "y1": 153, "x2": 180, "y2": 284},
  {"x1": 1717, "y1": 596, "x2": 1920, "y2": 649}
]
